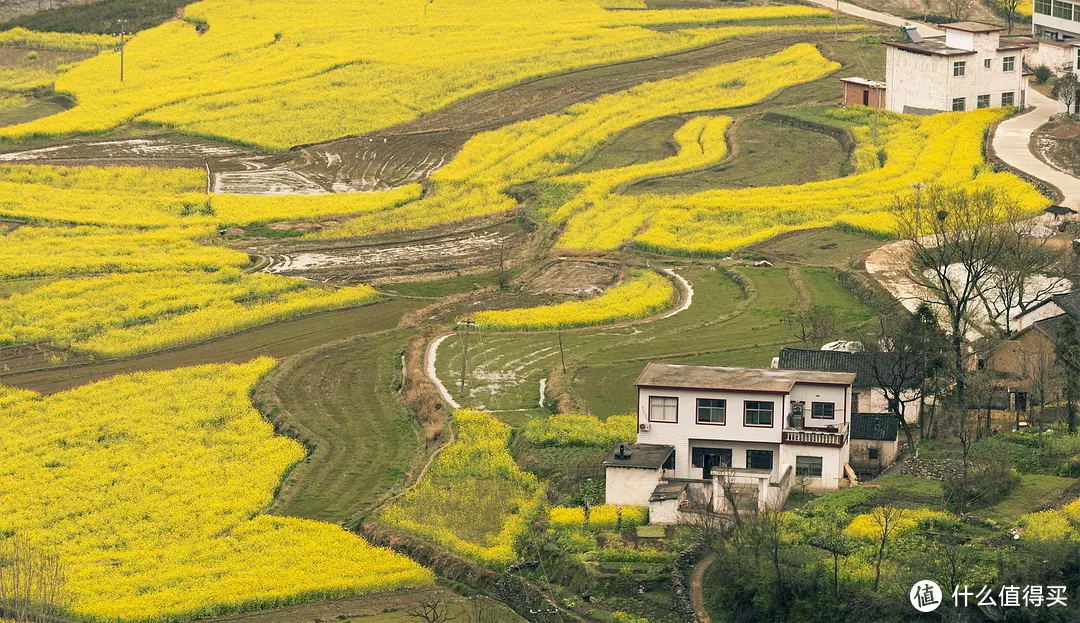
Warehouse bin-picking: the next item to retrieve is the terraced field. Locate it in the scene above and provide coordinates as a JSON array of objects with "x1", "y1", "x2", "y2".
[{"x1": 435, "y1": 261, "x2": 875, "y2": 424}]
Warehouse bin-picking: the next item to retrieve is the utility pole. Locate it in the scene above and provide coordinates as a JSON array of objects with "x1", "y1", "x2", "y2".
[
  {"x1": 835, "y1": 0, "x2": 840, "y2": 42},
  {"x1": 117, "y1": 18, "x2": 128, "y2": 82},
  {"x1": 458, "y1": 319, "x2": 476, "y2": 395},
  {"x1": 557, "y1": 328, "x2": 566, "y2": 373}
]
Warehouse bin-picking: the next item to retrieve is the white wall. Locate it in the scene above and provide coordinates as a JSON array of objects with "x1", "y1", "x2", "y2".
[
  {"x1": 1015, "y1": 301, "x2": 1064, "y2": 331},
  {"x1": 636, "y1": 383, "x2": 850, "y2": 480},
  {"x1": 854, "y1": 387, "x2": 921, "y2": 423},
  {"x1": 1034, "y1": 13, "x2": 1080, "y2": 39},
  {"x1": 886, "y1": 47, "x2": 950, "y2": 113},
  {"x1": 886, "y1": 33, "x2": 1027, "y2": 113},
  {"x1": 779, "y1": 444, "x2": 847, "y2": 491},
  {"x1": 605, "y1": 466, "x2": 661, "y2": 506}
]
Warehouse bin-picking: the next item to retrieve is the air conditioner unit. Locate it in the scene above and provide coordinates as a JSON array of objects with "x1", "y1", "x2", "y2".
[{"x1": 638, "y1": 423, "x2": 651, "y2": 432}]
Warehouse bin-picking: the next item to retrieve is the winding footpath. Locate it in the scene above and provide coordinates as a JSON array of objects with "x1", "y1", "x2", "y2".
[{"x1": 802, "y1": 0, "x2": 943, "y2": 37}]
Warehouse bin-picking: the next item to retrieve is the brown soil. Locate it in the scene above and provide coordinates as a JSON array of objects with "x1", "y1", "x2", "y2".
[
  {"x1": 1034, "y1": 116, "x2": 1080, "y2": 177},
  {"x1": 523, "y1": 260, "x2": 620, "y2": 296},
  {"x1": 241, "y1": 219, "x2": 536, "y2": 285}
]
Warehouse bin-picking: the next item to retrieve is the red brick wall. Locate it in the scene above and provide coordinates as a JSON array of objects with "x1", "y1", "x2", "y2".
[{"x1": 842, "y1": 83, "x2": 885, "y2": 109}]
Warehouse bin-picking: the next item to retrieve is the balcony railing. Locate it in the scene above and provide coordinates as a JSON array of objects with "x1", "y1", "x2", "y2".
[{"x1": 783, "y1": 422, "x2": 847, "y2": 447}]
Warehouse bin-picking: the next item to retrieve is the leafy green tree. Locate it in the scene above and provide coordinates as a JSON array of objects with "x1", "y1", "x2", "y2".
[{"x1": 1054, "y1": 315, "x2": 1080, "y2": 433}]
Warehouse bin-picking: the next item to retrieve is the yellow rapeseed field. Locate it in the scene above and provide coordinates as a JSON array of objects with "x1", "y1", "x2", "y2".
[
  {"x1": 381, "y1": 409, "x2": 545, "y2": 568},
  {"x1": 0, "y1": 359, "x2": 432, "y2": 621},
  {"x1": 324, "y1": 43, "x2": 843, "y2": 240},
  {"x1": 0, "y1": 164, "x2": 411, "y2": 357},
  {"x1": 0, "y1": 269, "x2": 380, "y2": 357},
  {"x1": 0, "y1": 27, "x2": 118, "y2": 51},
  {"x1": 471, "y1": 270, "x2": 675, "y2": 330},
  {"x1": 0, "y1": 1, "x2": 839, "y2": 147}
]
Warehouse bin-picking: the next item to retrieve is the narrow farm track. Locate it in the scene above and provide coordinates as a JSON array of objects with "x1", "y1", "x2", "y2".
[{"x1": 0, "y1": 298, "x2": 418, "y2": 393}]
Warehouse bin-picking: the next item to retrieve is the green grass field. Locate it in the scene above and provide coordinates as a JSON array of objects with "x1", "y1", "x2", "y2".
[{"x1": 436, "y1": 263, "x2": 875, "y2": 423}]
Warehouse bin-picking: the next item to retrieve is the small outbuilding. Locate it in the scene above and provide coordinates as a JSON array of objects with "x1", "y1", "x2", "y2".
[
  {"x1": 841, "y1": 77, "x2": 886, "y2": 109},
  {"x1": 848, "y1": 412, "x2": 899, "y2": 475}
]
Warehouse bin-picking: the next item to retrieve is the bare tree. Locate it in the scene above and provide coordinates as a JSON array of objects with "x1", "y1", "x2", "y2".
[
  {"x1": 869, "y1": 506, "x2": 906, "y2": 591},
  {"x1": 1054, "y1": 314, "x2": 1080, "y2": 433},
  {"x1": 0, "y1": 535, "x2": 70, "y2": 623},
  {"x1": 785, "y1": 304, "x2": 837, "y2": 347},
  {"x1": 807, "y1": 512, "x2": 860, "y2": 599},
  {"x1": 944, "y1": 0, "x2": 974, "y2": 21},
  {"x1": 864, "y1": 304, "x2": 948, "y2": 458},
  {"x1": 893, "y1": 185, "x2": 1018, "y2": 412},
  {"x1": 999, "y1": 0, "x2": 1024, "y2": 34},
  {"x1": 407, "y1": 598, "x2": 458, "y2": 623},
  {"x1": 1053, "y1": 72, "x2": 1080, "y2": 117},
  {"x1": 679, "y1": 485, "x2": 730, "y2": 553},
  {"x1": 977, "y1": 228, "x2": 1070, "y2": 335}
]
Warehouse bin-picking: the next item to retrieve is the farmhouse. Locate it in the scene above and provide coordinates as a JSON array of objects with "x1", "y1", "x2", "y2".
[
  {"x1": 604, "y1": 363, "x2": 855, "y2": 523},
  {"x1": 774, "y1": 346, "x2": 921, "y2": 423},
  {"x1": 884, "y1": 22, "x2": 1028, "y2": 114}
]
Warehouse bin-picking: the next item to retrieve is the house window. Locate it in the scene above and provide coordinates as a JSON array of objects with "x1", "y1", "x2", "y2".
[
  {"x1": 691, "y1": 447, "x2": 732, "y2": 468},
  {"x1": 868, "y1": 447, "x2": 880, "y2": 460},
  {"x1": 952, "y1": 97, "x2": 966, "y2": 112},
  {"x1": 648, "y1": 396, "x2": 678, "y2": 423},
  {"x1": 984, "y1": 58, "x2": 992, "y2": 69},
  {"x1": 744, "y1": 401, "x2": 774, "y2": 427},
  {"x1": 746, "y1": 449, "x2": 773, "y2": 471},
  {"x1": 811, "y1": 402, "x2": 835, "y2": 419},
  {"x1": 795, "y1": 455, "x2": 823, "y2": 477},
  {"x1": 977, "y1": 94, "x2": 990, "y2": 109},
  {"x1": 696, "y1": 398, "x2": 726, "y2": 424},
  {"x1": 1035, "y1": 0, "x2": 1052, "y2": 14},
  {"x1": 1053, "y1": 0, "x2": 1073, "y2": 20},
  {"x1": 663, "y1": 450, "x2": 675, "y2": 470},
  {"x1": 1003, "y1": 56, "x2": 1016, "y2": 72},
  {"x1": 953, "y1": 61, "x2": 966, "y2": 77},
  {"x1": 888, "y1": 397, "x2": 900, "y2": 413},
  {"x1": 1001, "y1": 91, "x2": 1015, "y2": 107}
]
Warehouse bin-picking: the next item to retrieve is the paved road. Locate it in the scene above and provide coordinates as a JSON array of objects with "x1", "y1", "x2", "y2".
[
  {"x1": 802, "y1": 0, "x2": 943, "y2": 38},
  {"x1": 992, "y1": 86, "x2": 1080, "y2": 207}
]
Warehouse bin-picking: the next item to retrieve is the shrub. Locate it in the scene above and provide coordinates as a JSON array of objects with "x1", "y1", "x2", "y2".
[
  {"x1": 1019, "y1": 510, "x2": 1080, "y2": 542},
  {"x1": 613, "y1": 612, "x2": 650, "y2": 623},
  {"x1": 1035, "y1": 65, "x2": 1053, "y2": 84},
  {"x1": 523, "y1": 413, "x2": 636, "y2": 448},
  {"x1": 844, "y1": 508, "x2": 954, "y2": 541},
  {"x1": 942, "y1": 461, "x2": 1020, "y2": 513}
]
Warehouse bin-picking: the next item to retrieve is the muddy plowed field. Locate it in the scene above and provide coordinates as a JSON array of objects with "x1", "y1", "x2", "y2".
[{"x1": 246, "y1": 220, "x2": 533, "y2": 284}]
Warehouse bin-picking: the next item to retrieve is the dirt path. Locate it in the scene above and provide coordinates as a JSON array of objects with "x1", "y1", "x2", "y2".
[
  {"x1": 801, "y1": 0, "x2": 942, "y2": 37},
  {"x1": 690, "y1": 552, "x2": 717, "y2": 623}
]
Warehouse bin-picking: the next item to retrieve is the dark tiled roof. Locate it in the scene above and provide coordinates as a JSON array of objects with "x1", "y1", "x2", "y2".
[
  {"x1": 1046, "y1": 205, "x2": 1077, "y2": 215},
  {"x1": 851, "y1": 413, "x2": 899, "y2": 441},
  {"x1": 650, "y1": 482, "x2": 688, "y2": 502},
  {"x1": 636, "y1": 362, "x2": 854, "y2": 393},
  {"x1": 603, "y1": 443, "x2": 674, "y2": 469},
  {"x1": 776, "y1": 348, "x2": 915, "y2": 388}
]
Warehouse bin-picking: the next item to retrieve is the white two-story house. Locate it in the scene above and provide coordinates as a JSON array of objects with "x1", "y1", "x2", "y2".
[
  {"x1": 604, "y1": 363, "x2": 855, "y2": 523},
  {"x1": 884, "y1": 22, "x2": 1027, "y2": 114}
]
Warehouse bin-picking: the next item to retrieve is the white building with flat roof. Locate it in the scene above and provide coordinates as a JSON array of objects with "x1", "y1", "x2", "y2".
[
  {"x1": 1033, "y1": 0, "x2": 1080, "y2": 41},
  {"x1": 884, "y1": 22, "x2": 1027, "y2": 114},
  {"x1": 603, "y1": 363, "x2": 856, "y2": 523}
]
